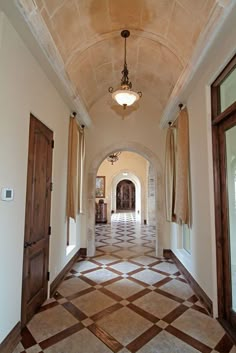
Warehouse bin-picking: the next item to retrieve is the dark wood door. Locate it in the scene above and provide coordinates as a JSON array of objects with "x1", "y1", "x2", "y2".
[
  {"x1": 22, "y1": 114, "x2": 53, "y2": 326},
  {"x1": 212, "y1": 55, "x2": 236, "y2": 341},
  {"x1": 117, "y1": 180, "x2": 135, "y2": 210},
  {"x1": 218, "y1": 112, "x2": 236, "y2": 329}
]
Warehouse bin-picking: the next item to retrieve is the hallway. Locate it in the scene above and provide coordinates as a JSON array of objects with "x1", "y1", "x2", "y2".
[{"x1": 14, "y1": 213, "x2": 234, "y2": 353}]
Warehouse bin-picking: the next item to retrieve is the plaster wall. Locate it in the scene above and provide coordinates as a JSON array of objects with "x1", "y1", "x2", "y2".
[
  {"x1": 169, "y1": 6, "x2": 236, "y2": 316},
  {"x1": 0, "y1": 11, "x2": 81, "y2": 342}
]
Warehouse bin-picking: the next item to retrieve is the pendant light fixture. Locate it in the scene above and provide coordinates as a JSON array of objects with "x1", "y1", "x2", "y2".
[
  {"x1": 109, "y1": 30, "x2": 142, "y2": 109},
  {"x1": 107, "y1": 152, "x2": 121, "y2": 165}
]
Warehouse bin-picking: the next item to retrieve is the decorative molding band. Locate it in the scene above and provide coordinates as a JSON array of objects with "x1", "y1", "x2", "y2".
[
  {"x1": 0, "y1": 322, "x2": 21, "y2": 353},
  {"x1": 163, "y1": 249, "x2": 213, "y2": 316},
  {"x1": 50, "y1": 248, "x2": 86, "y2": 297}
]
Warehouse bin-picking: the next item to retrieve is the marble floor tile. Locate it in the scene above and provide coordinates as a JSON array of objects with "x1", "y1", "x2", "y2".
[
  {"x1": 83, "y1": 268, "x2": 119, "y2": 283},
  {"x1": 153, "y1": 262, "x2": 179, "y2": 274},
  {"x1": 27, "y1": 305, "x2": 78, "y2": 342},
  {"x1": 133, "y1": 291, "x2": 179, "y2": 319},
  {"x1": 159, "y1": 279, "x2": 194, "y2": 300},
  {"x1": 131, "y1": 269, "x2": 166, "y2": 285},
  {"x1": 97, "y1": 306, "x2": 153, "y2": 345},
  {"x1": 113, "y1": 249, "x2": 137, "y2": 258},
  {"x1": 106, "y1": 278, "x2": 144, "y2": 298},
  {"x1": 43, "y1": 328, "x2": 113, "y2": 353},
  {"x1": 110, "y1": 261, "x2": 140, "y2": 273},
  {"x1": 136, "y1": 330, "x2": 200, "y2": 353},
  {"x1": 73, "y1": 260, "x2": 99, "y2": 272},
  {"x1": 24, "y1": 344, "x2": 42, "y2": 353},
  {"x1": 57, "y1": 276, "x2": 91, "y2": 297},
  {"x1": 93, "y1": 254, "x2": 120, "y2": 264},
  {"x1": 132, "y1": 255, "x2": 158, "y2": 265},
  {"x1": 12, "y1": 342, "x2": 25, "y2": 353},
  {"x1": 96, "y1": 245, "x2": 120, "y2": 253},
  {"x1": 172, "y1": 308, "x2": 225, "y2": 348},
  {"x1": 71, "y1": 290, "x2": 115, "y2": 317}
]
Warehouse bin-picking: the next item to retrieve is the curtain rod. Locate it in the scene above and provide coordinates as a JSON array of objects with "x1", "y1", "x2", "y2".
[
  {"x1": 71, "y1": 111, "x2": 85, "y2": 129},
  {"x1": 168, "y1": 103, "x2": 185, "y2": 127}
]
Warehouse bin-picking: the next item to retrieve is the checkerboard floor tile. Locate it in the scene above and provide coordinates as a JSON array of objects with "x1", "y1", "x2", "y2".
[{"x1": 13, "y1": 212, "x2": 235, "y2": 353}]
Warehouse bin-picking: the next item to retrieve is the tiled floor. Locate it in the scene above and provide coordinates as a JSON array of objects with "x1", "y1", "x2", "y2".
[{"x1": 14, "y1": 212, "x2": 235, "y2": 353}]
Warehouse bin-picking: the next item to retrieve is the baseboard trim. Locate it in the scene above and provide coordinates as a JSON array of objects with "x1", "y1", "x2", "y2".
[
  {"x1": 50, "y1": 248, "x2": 86, "y2": 297},
  {"x1": 218, "y1": 318, "x2": 236, "y2": 345},
  {"x1": 79, "y1": 248, "x2": 87, "y2": 257},
  {"x1": 163, "y1": 249, "x2": 213, "y2": 316},
  {"x1": 0, "y1": 322, "x2": 21, "y2": 353}
]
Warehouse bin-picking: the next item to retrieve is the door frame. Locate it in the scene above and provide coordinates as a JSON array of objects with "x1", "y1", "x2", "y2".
[
  {"x1": 211, "y1": 54, "x2": 236, "y2": 341},
  {"x1": 21, "y1": 114, "x2": 53, "y2": 326}
]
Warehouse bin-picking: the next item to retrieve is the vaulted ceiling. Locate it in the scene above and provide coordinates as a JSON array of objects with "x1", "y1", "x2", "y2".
[{"x1": 17, "y1": 0, "x2": 219, "y2": 122}]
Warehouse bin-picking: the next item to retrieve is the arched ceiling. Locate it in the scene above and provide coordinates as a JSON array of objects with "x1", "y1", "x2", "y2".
[{"x1": 18, "y1": 0, "x2": 217, "y2": 120}]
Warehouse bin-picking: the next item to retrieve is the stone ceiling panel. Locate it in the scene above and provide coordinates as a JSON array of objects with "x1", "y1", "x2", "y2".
[{"x1": 19, "y1": 0, "x2": 218, "y2": 119}]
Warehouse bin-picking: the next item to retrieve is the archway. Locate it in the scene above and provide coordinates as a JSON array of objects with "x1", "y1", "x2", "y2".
[{"x1": 87, "y1": 142, "x2": 164, "y2": 257}]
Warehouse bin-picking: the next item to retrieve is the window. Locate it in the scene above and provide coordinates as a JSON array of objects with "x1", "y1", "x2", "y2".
[
  {"x1": 183, "y1": 224, "x2": 191, "y2": 254},
  {"x1": 220, "y1": 66, "x2": 236, "y2": 112}
]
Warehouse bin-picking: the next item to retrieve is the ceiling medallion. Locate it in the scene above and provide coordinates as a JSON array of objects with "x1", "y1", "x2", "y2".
[
  {"x1": 109, "y1": 30, "x2": 142, "y2": 109},
  {"x1": 107, "y1": 152, "x2": 121, "y2": 165}
]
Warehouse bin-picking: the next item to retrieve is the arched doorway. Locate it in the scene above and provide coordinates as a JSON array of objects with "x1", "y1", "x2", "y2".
[
  {"x1": 87, "y1": 142, "x2": 164, "y2": 257},
  {"x1": 116, "y1": 179, "x2": 135, "y2": 211}
]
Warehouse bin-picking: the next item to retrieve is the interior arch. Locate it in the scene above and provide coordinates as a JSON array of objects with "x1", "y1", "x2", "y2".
[{"x1": 87, "y1": 142, "x2": 163, "y2": 257}]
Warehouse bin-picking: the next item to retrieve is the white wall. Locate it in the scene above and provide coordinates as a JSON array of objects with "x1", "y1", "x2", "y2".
[
  {"x1": 170, "y1": 5, "x2": 236, "y2": 315},
  {"x1": 0, "y1": 11, "x2": 81, "y2": 342}
]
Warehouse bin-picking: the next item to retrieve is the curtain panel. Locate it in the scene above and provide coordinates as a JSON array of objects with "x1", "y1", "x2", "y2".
[
  {"x1": 174, "y1": 108, "x2": 190, "y2": 225},
  {"x1": 165, "y1": 126, "x2": 176, "y2": 222},
  {"x1": 66, "y1": 117, "x2": 85, "y2": 220},
  {"x1": 78, "y1": 126, "x2": 85, "y2": 214},
  {"x1": 66, "y1": 117, "x2": 78, "y2": 221}
]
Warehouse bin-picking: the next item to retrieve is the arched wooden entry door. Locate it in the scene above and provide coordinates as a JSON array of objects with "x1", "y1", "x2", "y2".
[{"x1": 116, "y1": 180, "x2": 135, "y2": 210}]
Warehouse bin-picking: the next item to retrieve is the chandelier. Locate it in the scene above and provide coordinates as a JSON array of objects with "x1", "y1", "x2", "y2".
[
  {"x1": 109, "y1": 30, "x2": 142, "y2": 109},
  {"x1": 107, "y1": 152, "x2": 121, "y2": 165}
]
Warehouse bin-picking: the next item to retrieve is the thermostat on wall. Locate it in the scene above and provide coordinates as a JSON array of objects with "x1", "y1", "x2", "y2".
[{"x1": 1, "y1": 188, "x2": 14, "y2": 201}]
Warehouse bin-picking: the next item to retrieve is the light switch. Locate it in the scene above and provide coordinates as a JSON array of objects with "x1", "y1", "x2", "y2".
[{"x1": 1, "y1": 188, "x2": 14, "y2": 201}]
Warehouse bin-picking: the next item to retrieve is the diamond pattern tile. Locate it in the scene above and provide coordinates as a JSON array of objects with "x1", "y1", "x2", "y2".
[
  {"x1": 97, "y1": 307, "x2": 153, "y2": 346},
  {"x1": 131, "y1": 269, "x2": 166, "y2": 285},
  {"x1": 14, "y1": 212, "x2": 235, "y2": 353}
]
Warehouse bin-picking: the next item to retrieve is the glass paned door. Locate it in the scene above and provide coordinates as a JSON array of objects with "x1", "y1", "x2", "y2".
[
  {"x1": 218, "y1": 114, "x2": 236, "y2": 329},
  {"x1": 212, "y1": 54, "x2": 236, "y2": 340},
  {"x1": 220, "y1": 67, "x2": 236, "y2": 112},
  {"x1": 226, "y1": 126, "x2": 236, "y2": 312}
]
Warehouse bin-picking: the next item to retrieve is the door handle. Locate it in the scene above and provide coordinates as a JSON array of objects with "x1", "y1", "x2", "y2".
[{"x1": 24, "y1": 241, "x2": 37, "y2": 248}]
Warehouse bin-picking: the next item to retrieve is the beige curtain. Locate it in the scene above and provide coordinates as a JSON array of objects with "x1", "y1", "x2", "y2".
[
  {"x1": 174, "y1": 107, "x2": 190, "y2": 225},
  {"x1": 165, "y1": 126, "x2": 176, "y2": 222},
  {"x1": 66, "y1": 117, "x2": 78, "y2": 220},
  {"x1": 67, "y1": 116, "x2": 85, "y2": 220},
  {"x1": 78, "y1": 126, "x2": 85, "y2": 214}
]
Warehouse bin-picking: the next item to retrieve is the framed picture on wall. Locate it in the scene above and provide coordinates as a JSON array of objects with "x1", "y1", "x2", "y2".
[{"x1": 96, "y1": 176, "x2": 105, "y2": 198}]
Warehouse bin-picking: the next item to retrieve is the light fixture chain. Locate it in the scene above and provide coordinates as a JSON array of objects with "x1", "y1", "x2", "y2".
[{"x1": 124, "y1": 36, "x2": 127, "y2": 65}]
